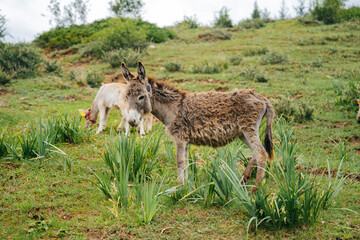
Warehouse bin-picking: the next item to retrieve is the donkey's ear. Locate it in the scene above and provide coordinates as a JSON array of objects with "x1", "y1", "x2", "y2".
[
  {"x1": 137, "y1": 61, "x2": 146, "y2": 84},
  {"x1": 121, "y1": 62, "x2": 134, "y2": 83},
  {"x1": 357, "y1": 99, "x2": 360, "y2": 105}
]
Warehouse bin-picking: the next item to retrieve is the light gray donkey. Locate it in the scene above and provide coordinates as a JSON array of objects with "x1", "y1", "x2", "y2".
[{"x1": 121, "y1": 62, "x2": 275, "y2": 192}]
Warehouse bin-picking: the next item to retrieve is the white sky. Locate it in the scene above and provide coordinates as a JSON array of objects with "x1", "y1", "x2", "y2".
[{"x1": 0, "y1": 0, "x2": 359, "y2": 43}]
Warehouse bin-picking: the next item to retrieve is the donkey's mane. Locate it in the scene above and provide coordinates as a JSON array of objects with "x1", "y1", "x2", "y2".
[{"x1": 148, "y1": 77, "x2": 186, "y2": 103}]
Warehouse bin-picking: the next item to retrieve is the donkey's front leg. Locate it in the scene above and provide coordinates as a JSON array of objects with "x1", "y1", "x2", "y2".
[
  {"x1": 138, "y1": 119, "x2": 145, "y2": 137},
  {"x1": 96, "y1": 107, "x2": 106, "y2": 134},
  {"x1": 175, "y1": 140, "x2": 188, "y2": 184}
]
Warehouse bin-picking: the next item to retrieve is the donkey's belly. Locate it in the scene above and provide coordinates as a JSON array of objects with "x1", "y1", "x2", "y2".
[{"x1": 186, "y1": 125, "x2": 240, "y2": 147}]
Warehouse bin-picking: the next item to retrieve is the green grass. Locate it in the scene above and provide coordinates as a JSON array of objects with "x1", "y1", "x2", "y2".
[{"x1": 0, "y1": 19, "x2": 359, "y2": 239}]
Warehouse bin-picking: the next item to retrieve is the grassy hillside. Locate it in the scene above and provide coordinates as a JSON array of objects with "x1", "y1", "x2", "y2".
[{"x1": 0, "y1": 19, "x2": 359, "y2": 239}]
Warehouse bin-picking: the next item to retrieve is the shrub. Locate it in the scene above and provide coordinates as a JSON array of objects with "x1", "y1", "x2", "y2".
[
  {"x1": 260, "y1": 51, "x2": 288, "y2": 65},
  {"x1": 213, "y1": 7, "x2": 233, "y2": 28},
  {"x1": 102, "y1": 48, "x2": 145, "y2": 68},
  {"x1": 86, "y1": 71, "x2": 103, "y2": 88},
  {"x1": 228, "y1": 55, "x2": 243, "y2": 65},
  {"x1": 198, "y1": 30, "x2": 232, "y2": 41},
  {"x1": 0, "y1": 43, "x2": 42, "y2": 79},
  {"x1": 243, "y1": 47, "x2": 268, "y2": 56},
  {"x1": 0, "y1": 69, "x2": 12, "y2": 86},
  {"x1": 312, "y1": 0, "x2": 345, "y2": 24},
  {"x1": 176, "y1": 15, "x2": 200, "y2": 29},
  {"x1": 191, "y1": 60, "x2": 228, "y2": 74},
  {"x1": 164, "y1": 62, "x2": 183, "y2": 72},
  {"x1": 338, "y1": 7, "x2": 360, "y2": 21},
  {"x1": 98, "y1": 18, "x2": 148, "y2": 52},
  {"x1": 79, "y1": 40, "x2": 106, "y2": 58}
]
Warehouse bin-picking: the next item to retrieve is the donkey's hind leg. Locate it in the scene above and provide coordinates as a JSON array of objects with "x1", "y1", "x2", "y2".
[
  {"x1": 174, "y1": 138, "x2": 189, "y2": 184},
  {"x1": 242, "y1": 131, "x2": 268, "y2": 192}
]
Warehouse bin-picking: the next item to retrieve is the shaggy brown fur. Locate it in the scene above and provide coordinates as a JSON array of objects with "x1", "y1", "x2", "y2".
[{"x1": 121, "y1": 62, "x2": 275, "y2": 192}]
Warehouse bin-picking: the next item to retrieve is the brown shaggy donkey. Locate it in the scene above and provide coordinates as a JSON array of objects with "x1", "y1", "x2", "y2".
[{"x1": 121, "y1": 62, "x2": 275, "y2": 192}]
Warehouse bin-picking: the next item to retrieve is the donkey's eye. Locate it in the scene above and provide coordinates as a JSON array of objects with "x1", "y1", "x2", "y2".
[{"x1": 139, "y1": 95, "x2": 145, "y2": 101}]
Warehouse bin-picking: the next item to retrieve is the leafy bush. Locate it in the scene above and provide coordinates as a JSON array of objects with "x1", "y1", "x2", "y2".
[
  {"x1": 312, "y1": 0, "x2": 345, "y2": 24},
  {"x1": 243, "y1": 47, "x2": 269, "y2": 56},
  {"x1": 198, "y1": 30, "x2": 232, "y2": 41},
  {"x1": 0, "y1": 69, "x2": 12, "y2": 86},
  {"x1": 35, "y1": 17, "x2": 174, "y2": 51},
  {"x1": 240, "y1": 67, "x2": 269, "y2": 83},
  {"x1": 86, "y1": 71, "x2": 103, "y2": 88},
  {"x1": 164, "y1": 62, "x2": 183, "y2": 72},
  {"x1": 337, "y1": 7, "x2": 360, "y2": 21},
  {"x1": 0, "y1": 43, "x2": 42, "y2": 79},
  {"x1": 176, "y1": 15, "x2": 200, "y2": 29},
  {"x1": 260, "y1": 51, "x2": 288, "y2": 65},
  {"x1": 97, "y1": 18, "x2": 148, "y2": 52},
  {"x1": 103, "y1": 48, "x2": 145, "y2": 68},
  {"x1": 191, "y1": 60, "x2": 228, "y2": 74},
  {"x1": 213, "y1": 7, "x2": 233, "y2": 28},
  {"x1": 331, "y1": 70, "x2": 360, "y2": 112}
]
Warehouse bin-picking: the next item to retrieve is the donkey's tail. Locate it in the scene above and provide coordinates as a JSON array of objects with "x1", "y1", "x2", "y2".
[{"x1": 264, "y1": 101, "x2": 275, "y2": 161}]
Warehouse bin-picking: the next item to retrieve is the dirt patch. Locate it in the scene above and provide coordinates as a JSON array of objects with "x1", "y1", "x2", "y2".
[
  {"x1": 297, "y1": 166, "x2": 360, "y2": 181},
  {"x1": 0, "y1": 101, "x2": 8, "y2": 106},
  {"x1": 330, "y1": 121, "x2": 352, "y2": 128},
  {"x1": 103, "y1": 73, "x2": 126, "y2": 84},
  {"x1": 349, "y1": 136, "x2": 360, "y2": 145},
  {"x1": 215, "y1": 86, "x2": 229, "y2": 92},
  {"x1": 173, "y1": 79, "x2": 189, "y2": 84},
  {"x1": 199, "y1": 79, "x2": 223, "y2": 84}
]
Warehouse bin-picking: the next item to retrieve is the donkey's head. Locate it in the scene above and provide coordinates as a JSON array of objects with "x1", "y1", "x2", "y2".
[{"x1": 121, "y1": 61, "x2": 152, "y2": 127}]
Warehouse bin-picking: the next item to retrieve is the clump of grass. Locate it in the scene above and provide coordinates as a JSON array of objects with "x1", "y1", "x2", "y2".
[
  {"x1": 243, "y1": 47, "x2": 269, "y2": 56},
  {"x1": 68, "y1": 68, "x2": 87, "y2": 86},
  {"x1": 273, "y1": 95, "x2": 314, "y2": 122},
  {"x1": 238, "y1": 18, "x2": 273, "y2": 30},
  {"x1": 240, "y1": 66, "x2": 269, "y2": 83},
  {"x1": 86, "y1": 71, "x2": 103, "y2": 88},
  {"x1": 176, "y1": 15, "x2": 200, "y2": 29},
  {"x1": 222, "y1": 119, "x2": 345, "y2": 232},
  {"x1": 93, "y1": 130, "x2": 163, "y2": 212},
  {"x1": 44, "y1": 60, "x2": 62, "y2": 75},
  {"x1": 331, "y1": 70, "x2": 360, "y2": 112},
  {"x1": 102, "y1": 48, "x2": 145, "y2": 68},
  {"x1": 138, "y1": 175, "x2": 164, "y2": 224},
  {"x1": 164, "y1": 62, "x2": 183, "y2": 72},
  {"x1": 191, "y1": 60, "x2": 228, "y2": 74},
  {"x1": 198, "y1": 30, "x2": 232, "y2": 41},
  {"x1": 228, "y1": 55, "x2": 243, "y2": 65},
  {"x1": 261, "y1": 52, "x2": 288, "y2": 65},
  {"x1": 0, "y1": 129, "x2": 8, "y2": 158}
]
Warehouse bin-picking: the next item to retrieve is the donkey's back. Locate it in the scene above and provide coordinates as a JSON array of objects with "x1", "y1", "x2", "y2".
[{"x1": 170, "y1": 89, "x2": 273, "y2": 148}]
